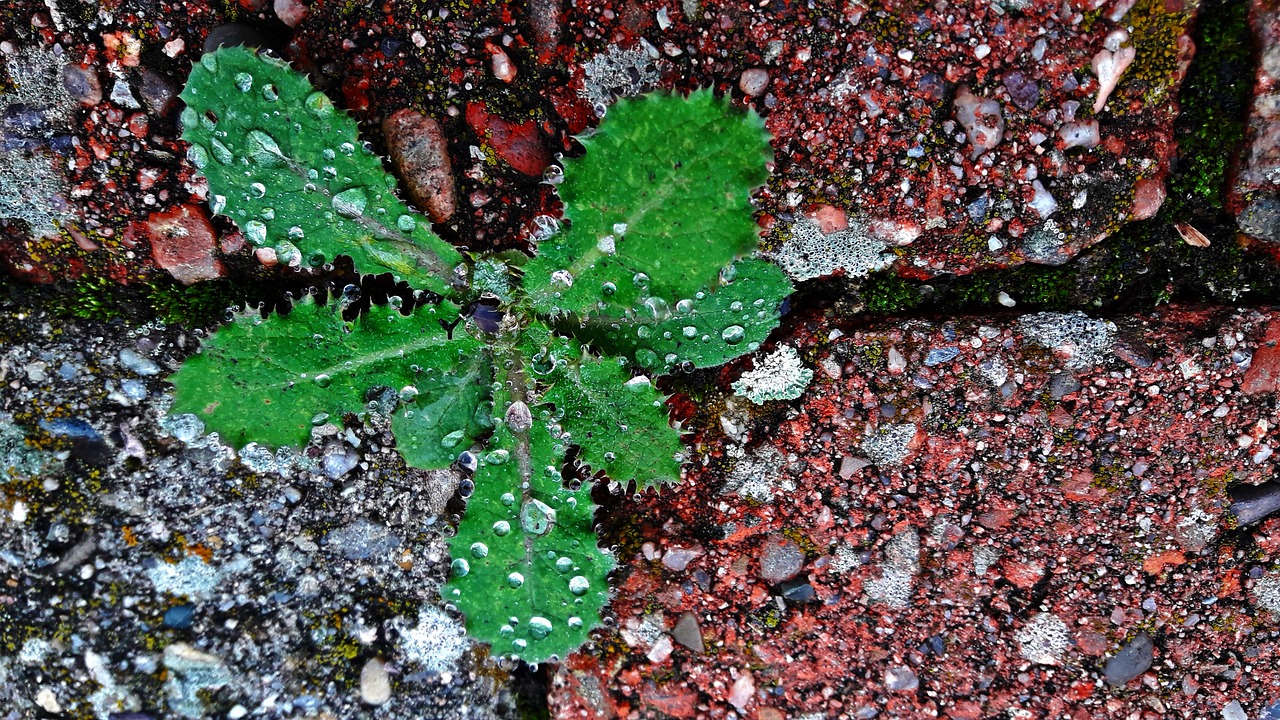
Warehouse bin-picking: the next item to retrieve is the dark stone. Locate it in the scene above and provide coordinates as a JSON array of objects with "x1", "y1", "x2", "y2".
[
  {"x1": 1048, "y1": 373, "x2": 1082, "y2": 399},
  {"x1": 1104, "y1": 631, "x2": 1154, "y2": 686},
  {"x1": 164, "y1": 604, "x2": 196, "y2": 629},
  {"x1": 780, "y1": 580, "x2": 816, "y2": 602},
  {"x1": 137, "y1": 68, "x2": 178, "y2": 116},
  {"x1": 672, "y1": 611, "x2": 704, "y2": 653},
  {"x1": 1230, "y1": 482, "x2": 1280, "y2": 526},
  {"x1": 203, "y1": 23, "x2": 270, "y2": 54},
  {"x1": 1003, "y1": 71, "x2": 1041, "y2": 110}
]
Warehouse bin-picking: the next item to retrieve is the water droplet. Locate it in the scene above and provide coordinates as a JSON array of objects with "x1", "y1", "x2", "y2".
[
  {"x1": 722, "y1": 325, "x2": 746, "y2": 344},
  {"x1": 500, "y1": 624, "x2": 514, "y2": 637},
  {"x1": 556, "y1": 557, "x2": 573, "y2": 572},
  {"x1": 492, "y1": 520, "x2": 511, "y2": 536},
  {"x1": 397, "y1": 214, "x2": 416, "y2": 232},
  {"x1": 186, "y1": 144, "x2": 210, "y2": 168},
  {"x1": 451, "y1": 558, "x2": 470, "y2": 576},
  {"x1": 632, "y1": 272, "x2": 650, "y2": 288},
  {"x1": 636, "y1": 349, "x2": 659, "y2": 368},
  {"x1": 604, "y1": 451, "x2": 616, "y2": 462},
  {"x1": 636, "y1": 326, "x2": 652, "y2": 340},
  {"x1": 234, "y1": 72, "x2": 253, "y2": 92},
  {"x1": 529, "y1": 617, "x2": 553, "y2": 639},
  {"x1": 487, "y1": 449, "x2": 510, "y2": 465},
  {"x1": 209, "y1": 138, "x2": 233, "y2": 164},
  {"x1": 512, "y1": 638, "x2": 528, "y2": 651},
  {"x1": 682, "y1": 325, "x2": 698, "y2": 339},
  {"x1": 398, "y1": 385, "x2": 418, "y2": 403},
  {"x1": 440, "y1": 429, "x2": 465, "y2": 448},
  {"x1": 600, "y1": 282, "x2": 616, "y2": 296},
  {"x1": 244, "y1": 220, "x2": 268, "y2": 245},
  {"x1": 507, "y1": 572, "x2": 525, "y2": 588},
  {"x1": 501, "y1": 492, "x2": 516, "y2": 507},
  {"x1": 569, "y1": 576, "x2": 590, "y2": 596},
  {"x1": 250, "y1": 182, "x2": 266, "y2": 198},
  {"x1": 339, "y1": 142, "x2": 355, "y2": 155},
  {"x1": 720, "y1": 263, "x2": 739, "y2": 283},
  {"x1": 596, "y1": 235, "x2": 616, "y2": 254},
  {"x1": 521, "y1": 499, "x2": 557, "y2": 535},
  {"x1": 200, "y1": 53, "x2": 218, "y2": 72},
  {"x1": 332, "y1": 187, "x2": 368, "y2": 218},
  {"x1": 551, "y1": 269, "x2": 574, "y2": 287},
  {"x1": 471, "y1": 542, "x2": 489, "y2": 558},
  {"x1": 730, "y1": 301, "x2": 744, "y2": 312},
  {"x1": 305, "y1": 91, "x2": 334, "y2": 117},
  {"x1": 568, "y1": 616, "x2": 584, "y2": 629},
  {"x1": 288, "y1": 226, "x2": 305, "y2": 240},
  {"x1": 612, "y1": 222, "x2": 628, "y2": 236},
  {"x1": 313, "y1": 374, "x2": 331, "y2": 388},
  {"x1": 246, "y1": 130, "x2": 285, "y2": 166},
  {"x1": 530, "y1": 215, "x2": 560, "y2": 241},
  {"x1": 260, "y1": 207, "x2": 276, "y2": 221},
  {"x1": 675, "y1": 299, "x2": 694, "y2": 314},
  {"x1": 210, "y1": 195, "x2": 227, "y2": 215},
  {"x1": 261, "y1": 84, "x2": 279, "y2": 101}
]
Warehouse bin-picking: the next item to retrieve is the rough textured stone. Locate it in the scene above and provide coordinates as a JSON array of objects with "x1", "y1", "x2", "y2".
[
  {"x1": 383, "y1": 109, "x2": 457, "y2": 223},
  {"x1": 144, "y1": 204, "x2": 223, "y2": 285}
]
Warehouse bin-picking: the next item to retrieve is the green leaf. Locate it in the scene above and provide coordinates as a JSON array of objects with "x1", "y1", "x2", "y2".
[
  {"x1": 580, "y1": 257, "x2": 792, "y2": 372},
  {"x1": 528, "y1": 326, "x2": 683, "y2": 490},
  {"x1": 168, "y1": 296, "x2": 490, "y2": 467},
  {"x1": 179, "y1": 46, "x2": 463, "y2": 293},
  {"x1": 523, "y1": 90, "x2": 772, "y2": 317},
  {"x1": 444, "y1": 353, "x2": 613, "y2": 663}
]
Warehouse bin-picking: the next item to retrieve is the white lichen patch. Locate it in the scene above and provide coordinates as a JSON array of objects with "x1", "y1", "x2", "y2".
[
  {"x1": 146, "y1": 556, "x2": 239, "y2": 600},
  {"x1": 865, "y1": 529, "x2": 919, "y2": 608},
  {"x1": 766, "y1": 216, "x2": 896, "y2": 282},
  {"x1": 973, "y1": 545, "x2": 1001, "y2": 576},
  {"x1": 861, "y1": 423, "x2": 917, "y2": 467},
  {"x1": 1017, "y1": 311, "x2": 1115, "y2": 370},
  {"x1": 720, "y1": 445, "x2": 793, "y2": 503},
  {"x1": 1015, "y1": 612, "x2": 1072, "y2": 665},
  {"x1": 580, "y1": 44, "x2": 661, "y2": 108},
  {"x1": 1253, "y1": 574, "x2": 1280, "y2": 614},
  {"x1": 732, "y1": 345, "x2": 813, "y2": 404},
  {"x1": 399, "y1": 606, "x2": 470, "y2": 673}
]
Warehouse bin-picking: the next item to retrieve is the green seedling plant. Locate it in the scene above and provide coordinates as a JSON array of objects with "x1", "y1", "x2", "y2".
[{"x1": 169, "y1": 46, "x2": 792, "y2": 663}]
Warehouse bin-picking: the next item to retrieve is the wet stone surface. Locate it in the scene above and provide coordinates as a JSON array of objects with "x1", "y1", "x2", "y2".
[
  {"x1": 556, "y1": 304, "x2": 1280, "y2": 719},
  {"x1": 0, "y1": 301, "x2": 517, "y2": 719}
]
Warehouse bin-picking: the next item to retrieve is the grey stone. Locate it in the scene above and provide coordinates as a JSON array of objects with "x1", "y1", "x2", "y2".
[{"x1": 1104, "y1": 631, "x2": 1154, "y2": 686}]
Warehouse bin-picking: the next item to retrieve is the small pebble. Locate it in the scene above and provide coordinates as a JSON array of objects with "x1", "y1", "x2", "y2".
[
  {"x1": 1104, "y1": 631, "x2": 1154, "y2": 686},
  {"x1": 360, "y1": 658, "x2": 392, "y2": 706},
  {"x1": 738, "y1": 68, "x2": 769, "y2": 97}
]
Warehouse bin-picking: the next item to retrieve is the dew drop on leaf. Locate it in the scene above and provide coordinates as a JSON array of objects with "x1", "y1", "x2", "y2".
[
  {"x1": 313, "y1": 374, "x2": 331, "y2": 388},
  {"x1": 261, "y1": 83, "x2": 279, "y2": 101},
  {"x1": 332, "y1": 187, "x2": 368, "y2": 218},
  {"x1": 507, "y1": 572, "x2": 525, "y2": 588},
  {"x1": 440, "y1": 429, "x2": 465, "y2": 448},
  {"x1": 451, "y1": 558, "x2": 470, "y2": 577},
  {"x1": 568, "y1": 576, "x2": 590, "y2": 596},
  {"x1": 529, "y1": 617, "x2": 553, "y2": 639},
  {"x1": 210, "y1": 138, "x2": 233, "y2": 164},
  {"x1": 492, "y1": 520, "x2": 511, "y2": 536},
  {"x1": 500, "y1": 492, "x2": 516, "y2": 507},
  {"x1": 187, "y1": 144, "x2": 210, "y2": 168},
  {"x1": 568, "y1": 616, "x2": 583, "y2": 629},
  {"x1": 682, "y1": 326, "x2": 698, "y2": 339},
  {"x1": 243, "y1": 220, "x2": 267, "y2": 245},
  {"x1": 234, "y1": 72, "x2": 252, "y2": 92},
  {"x1": 200, "y1": 53, "x2": 218, "y2": 72},
  {"x1": 470, "y1": 542, "x2": 489, "y2": 558},
  {"x1": 601, "y1": 282, "x2": 616, "y2": 296},
  {"x1": 555, "y1": 557, "x2": 573, "y2": 572},
  {"x1": 305, "y1": 91, "x2": 334, "y2": 117},
  {"x1": 722, "y1": 325, "x2": 746, "y2": 344},
  {"x1": 397, "y1": 214, "x2": 416, "y2": 232}
]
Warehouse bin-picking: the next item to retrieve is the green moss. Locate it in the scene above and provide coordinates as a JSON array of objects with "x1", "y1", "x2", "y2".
[
  {"x1": 859, "y1": 273, "x2": 922, "y2": 313},
  {"x1": 1165, "y1": 0, "x2": 1253, "y2": 213}
]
